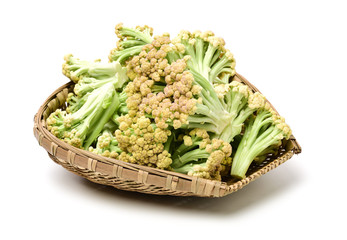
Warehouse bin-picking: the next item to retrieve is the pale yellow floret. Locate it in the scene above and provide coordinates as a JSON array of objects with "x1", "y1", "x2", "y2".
[
  {"x1": 211, "y1": 138, "x2": 222, "y2": 149},
  {"x1": 97, "y1": 132, "x2": 111, "y2": 149},
  {"x1": 179, "y1": 30, "x2": 191, "y2": 41},
  {"x1": 272, "y1": 113, "x2": 292, "y2": 139},
  {"x1": 224, "y1": 49, "x2": 234, "y2": 60},
  {"x1": 137, "y1": 116, "x2": 151, "y2": 129},
  {"x1": 248, "y1": 92, "x2": 266, "y2": 109},
  {"x1": 184, "y1": 129, "x2": 233, "y2": 180},
  {"x1": 64, "y1": 53, "x2": 73, "y2": 62},
  {"x1": 188, "y1": 38, "x2": 196, "y2": 45},
  {"x1": 190, "y1": 128, "x2": 209, "y2": 139},
  {"x1": 214, "y1": 83, "x2": 230, "y2": 98},
  {"x1": 183, "y1": 136, "x2": 193, "y2": 146},
  {"x1": 126, "y1": 37, "x2": 197, "y2": 129},
  {"x1": 173, "y1": 119, "x2": 182, "y2": 129},
  {"x1": 192, "y1": 30, "x2": 202, "y2": 38},
  {"x1": 115, "y1": 114, "x2": 172, "y2": 168},
  {"x1": 157, "y1": 150, "x2": 172, "y2": 169},
  {"x1": 172, "y1": 43, "x2": 185, "y2": 53},
  {"x1": 201, "y1": 31, "x2": 215, "y2": 40},
  {"x1": 229, "y1": 81, "x2": 252, "y2": 98},
  {"x1": 188, "y1": 167, "x2": 211, "y2": 179},
  {"x1": 207, "y1": 36, "x2": 224, "y2": 48},
  {"x1": 205, "y1": 144, "x2": 213, "y2": 153},
  {"x1": 62, "y1": 54, "x2": 82, "y2": 83},
  {"x1": 115, "y1": 23, "x2": 124, "y2": 38}
]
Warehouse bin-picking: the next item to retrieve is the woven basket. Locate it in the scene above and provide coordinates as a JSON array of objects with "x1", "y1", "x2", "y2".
[{"x1": 33, "y1": 73, "x2": 301, "y2": 197}]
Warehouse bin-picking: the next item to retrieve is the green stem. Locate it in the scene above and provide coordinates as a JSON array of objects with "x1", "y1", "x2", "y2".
[
  {"x1": 151, "y1": 84, "x2": 165, "y2": 93},
  {"x1": 243, "y1": 110, "x2": 272, "y2": 147},
  {"x1": 210, "y1": 49, "x2": 222, "y2": 68},
  {"x1": 173, "y1": 162, "x2": 205, "y2": 174},
  {"x1": 190, "y1": 70, "x2": 224, "y2": 112},
  {"x1": 119, "y1": 27, "x2": 153, "y2": 43},
  {"x1": 227, "y1": 91, "x2": 246, "y2": 115},
  {"x1": 166, "y1": 51, "x2": 180, "y2": 64},
  {"x1": 202, "y1": 44, "x2": 219, "y2": 80},
  {"x1": 67, "y1": 94, "x2": 89, "y2": 113},
  {"x1": 181, "y1": 122, "x2": 219, "y2": 133},
  {"x1": 118, "y1": 91, "x2": 127, "y2": 103},
  {"x1": 110, "y1": 144, "x2": 122, "y2": 154},
  {"x1": 187, "y1": 114, "x2": 218, "y2": 125},
  {"x1": 231, "y1": 129, "x2": 280, "y2": 179},
  {"x1": 110, "y1": 45, "x2": 144, "y2": 63},
  {"x1": 194, "y1": 38, "x2": 205, "y2": 74},
  {"x1": 74, "y1": 76, "x2": 117, "y2": 97},
  {"x1": 210, "y1": 55, "x2": 232, "y2": 83},
  {"x1": 229, "y1": 120, "x2": 253, "y2": 179},
  {"x1": 171, "y1": 139, "x2": 201, "y2": 160},
  {"x1": 182, "y1": 40, "x2": 196, "y2": 62},
  {"x1": 87, "y1": 63, "x2": 118, "y2": 79},
  {"x1": 164, "y1": 133, "x2": 174, "y2": 152},
  {"x1": 171, "y1": 148, "x2": 209, "y2": 169},
  {"x1": 69, "y1": 87, "x2": 105, "y2": 125},
  {"x1": 219, "y1": 107, "x2": 257, "y2": 143},
  {"x1": 194, "y1": 103, "x2": 220, "y2": 122},
  {"x1": 230, "y1": 114, "x2": 281, "y2": 179},
  {"x1": 120, "y1": 40, "x2": 146, "y2": 48},
  {"x1": 84, "y1": 85, "x2": 119, "y2": 149}
]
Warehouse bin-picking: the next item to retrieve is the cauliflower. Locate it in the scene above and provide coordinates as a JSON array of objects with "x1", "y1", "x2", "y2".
[{"x1": 46, "y1": 23, "x2": 294, "y2": 181}]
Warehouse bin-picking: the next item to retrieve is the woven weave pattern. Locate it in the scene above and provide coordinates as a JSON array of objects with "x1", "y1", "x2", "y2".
[{"x1": 34, "y1": 74, "x2": 301, "y2": 197}]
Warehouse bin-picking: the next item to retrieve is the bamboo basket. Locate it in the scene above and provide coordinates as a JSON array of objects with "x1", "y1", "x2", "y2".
[{"x1": 33, "y1": 73, "x2": 301, "y2": 197}]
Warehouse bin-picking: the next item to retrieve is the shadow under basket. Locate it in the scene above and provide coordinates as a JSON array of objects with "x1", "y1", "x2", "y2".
[{"x1": 33, "y1": 73, "x2": 301, "y2": 197}]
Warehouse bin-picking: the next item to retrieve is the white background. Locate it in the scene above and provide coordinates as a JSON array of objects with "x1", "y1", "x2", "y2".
[{"x1": 1, "y1": 0, "x2": 346, "y2": 239}]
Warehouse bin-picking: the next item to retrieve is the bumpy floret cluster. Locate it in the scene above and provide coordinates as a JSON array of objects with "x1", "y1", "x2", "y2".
[
  {"x1": 171, "y1": 129, "x2": 232, "y2": 181},
  {"x1": 115, "y1": 115, "x2": 172, "y2": 169},
  {"x1": 124, "y1": 36, "x2": 200, "y2": 130},
  {"x1": 112, "y1": 35, "x2": 203, "y2": 170},
  {"x1": 126, "y1": 35, "x2": 171, "y2": 80},
  {"x1": 89, "y1": 129, "x2": 122, "y2": 159}
]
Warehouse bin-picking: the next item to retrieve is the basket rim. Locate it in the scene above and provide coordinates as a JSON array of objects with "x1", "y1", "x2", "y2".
[{"x1": 33, "y1": 73, "x2": 301, "y2": 197}]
